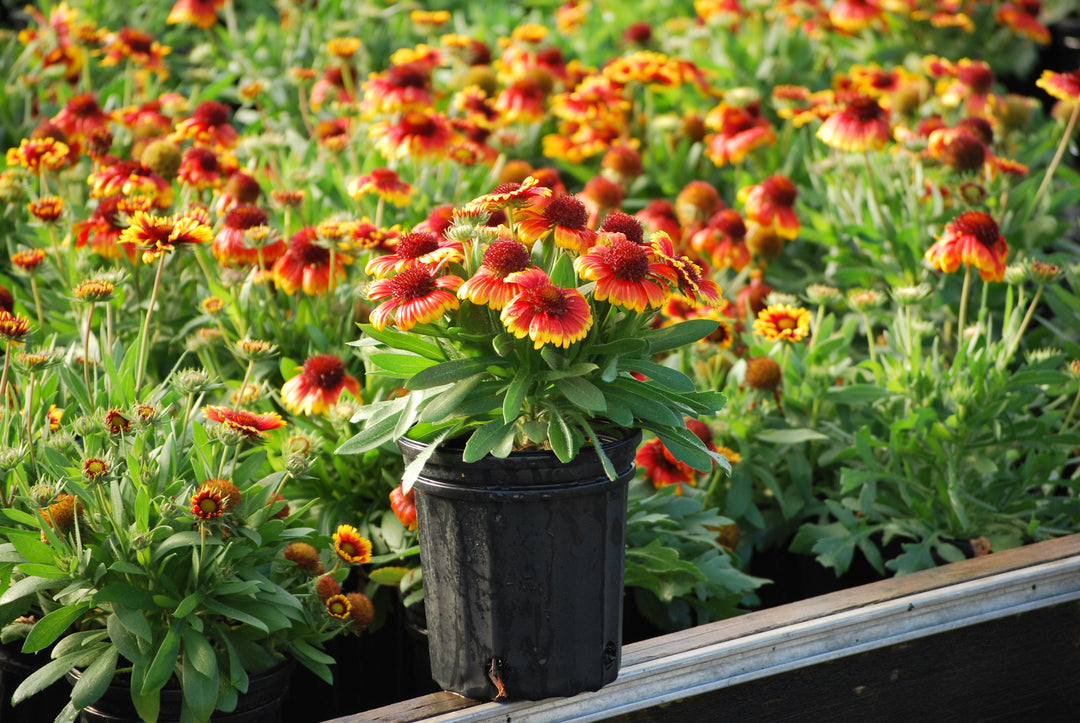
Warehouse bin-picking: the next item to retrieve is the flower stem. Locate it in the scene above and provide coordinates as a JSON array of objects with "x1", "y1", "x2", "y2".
[
  {"x1": 84, "y1": 302, "x2": 95, "y2": 405},
  {"x1": 1004, "y1": 283, "x2": 1045, "y2": 364},
  {"x1": 1031, "y1": 100, "x2": 1080, "y2": 213},
  {"x1": 956, "y1": 265, "x2": 972, "y2": 346},
  {"x1": 134, "y1": 254, "x2": 167, "y2": 394},
  {"x1": 1062, "y1": 387, "x2": 1080, "y2": 431},
  {"x1": 29, "y1": 277, "x2": 43, "y2": 329}
]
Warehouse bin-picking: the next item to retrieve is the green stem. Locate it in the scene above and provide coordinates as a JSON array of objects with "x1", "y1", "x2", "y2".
[
  {"x1": 1004, "y1": 284, "x2": 1044, "y2": 363},
  {"x1": 30, "y1": 277, "x2": 43, "y2": 330},
  {"x1": 84, "y1": 302, "x2": 95, "y2": 406},
  {"x1": 134, "y1": 254, "x2": 167, "y2": 394},
  {"x1": 1062, "y1": 387, "x2": 1080, "y2": 431},
  {"x1": 1031, "y1": 100, "x2": 1080, "y2": 213},
  {"x1": 956, "y1": 265, "x2": 972, "y2": 348}
]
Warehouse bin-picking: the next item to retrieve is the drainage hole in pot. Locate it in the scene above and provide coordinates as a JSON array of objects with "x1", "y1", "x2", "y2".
[{"x1": 603, "y1": 641, "x2": 617, "y2": 668}]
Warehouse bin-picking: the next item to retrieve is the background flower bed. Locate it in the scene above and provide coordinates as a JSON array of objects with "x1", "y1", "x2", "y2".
[{"x1": 1, "y1": 0, "x2": 1079, "y2": 719}]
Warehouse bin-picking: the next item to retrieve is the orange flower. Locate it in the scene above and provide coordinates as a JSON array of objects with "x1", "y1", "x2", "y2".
[
  {"x1": 82, "y1": 457, "x2": 109, "y2": 479},
  {"x1": 51, "y1": 93, "x2": 113, "y2": 145},
  {"x1": 816, "y1": 95, "x2": 890, "y2": 152},
  {"x1": 738, "y1": 175, "x2": 800, "y2": 240},
  {"x1": 361, "y1": 62, "x2": 433, "y2": 115},
  {"x1": 104, "y1": 409, "x2": 131, "y2": 434},
  {"x1": 27, "y1": 196, "x2": 64, "y2": 223},
  {"x1": 11, "y1": 248, "x2": 48, "y2": 272},
  {"x1": 212, "y1": 205, "x2": 285, "y2": 269},
  {"x1": 704, "y1": 101, "x2": 777, "y2": 167},
  {"x1": 648, "y1": 233, "x2": 723, "y2": 308},
  {"x1": 203, "y1": 406, "x2": 286, "y2": 439},
  {"x1": 828, "y1": 0, "x2": 885, "y2": 33},
  {"x1": 464, "y1": 176, "x2": 552, "y2": 214},
  {"x1": 347, "y1": 168, "x2": 413, "y2": 207},
  {"x1": 754, "y1": 303, "x2": 812, "y2": 343},
  {"x1": 925, "y1": 211, "x2": 1008, "y2": 282},
  {"x1": 167, "y1": 0, "x2": 224, "y2": 29},
  {"x1": 325, "y1": 593, "x2": 352, "y2": 620},
  {"x1": 119, "y1": 212, "x2": 212, "y2": 258},
  {"x1": 389, "y1": 483, "x2": 417, "y2": 530},
  {"x1": 457, "y1": 238, "x2": 533, "y2": 310},
  {"x1": 516, "y1": 195, "x2": 598, "y2": 253},
  {"x1": 173, "y1": 101, "x2": 238, "y2": 149},
  {"x1": 365, "y1": 231, "x2": 464, "y2": 279},
  {"x1": 1036, "y1": 68, "x2": 1080, "y2": 102},
  {"x1": 996, "y1": 2, "x2": 1051, "y2": 45},
  {"x1": 100, "y1": 28, "x2": 170, "y2": 78},
  {"x1": 500, "y1": 267, "x2": 592, "y2": 349},
  {"x1": 88, "y1": 160, "x2": 172, "y2": 207},
  {"x1": 177, "y1": 146, "x2": 236, "y2": 190},
  {"x1": 636, "y1": 438, "x2": 696, "y2": 494},
  {"x1": 368, "y1": 265, "x2": 463, "y2": 331},
  {"x1": 271, "y1": 227, "x2": 351, "y2": 296},
  {"x1": 6, "y1": 137, "x2": 70, "y2": 172},
  {"x1": 370, "y1": 110, "x2": 456, "y2": 161},
  {"x1": 190, "y1": 487, "x2": 225, "y2": 520},
  {"x1": 73, "y1": 196, "x2": 135, "y2": 261},
  {"x1": 575, "y1": 233, "x2": 676, "y2": 312},
  {"x1": 333, "y1": 524, "x2": 372, "y2": 564},
  {"x1": 281, "y1": 354, "x2": 361, "y2": 416}
]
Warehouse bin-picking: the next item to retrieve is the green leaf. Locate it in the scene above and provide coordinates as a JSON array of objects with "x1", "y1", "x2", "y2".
[
  {"x1": 755, "y1": 428, "x2": 830, "y2": 444},
  {"x1": 645, "y1": 319, "x2": 718, "y2": 354},
  {"x1": 418, "y1": 374, "x2": 484, "y2": 424},
  {"x1": 13, "y1": 648, "x2": 103, "y2": 705},
  {"x1": 618, "y1": 359, "x2": 696, "y2": 392},
  {"x1": 70, "y1": 645, "x2": 119, "y2": 709},
  {"x1": 355, "y1": 324, "x2": 445, "y2": 360},
  {"x1": 201, "y1": 599, "x2": 269, "y2": 632},
  {"x1": 462, "y1": 418, "x2": 517, "y2": 462},
  {"x1": 369, "y1": 566, "x2": 411, "y2": 586},
  {"x1": 406, "y1": 357, "x2": 500, "y2": 390},
  {"x1": 368, "y1": 353, "x2": 438, "y2": 377},
  {"x1": 400, "y1": 427, "x2": 453, "y2": 494},
  {"x1": 181, "y1": 627, "x2": 218, "y2": 678},
  {"x1": 107, "y1": 613, "x2": 145, "y2": 665},
  {"x1": 336, "y1": 405, "x2": 404, "y2": 455},
  {"x1": 111, "y1": 603, "x2": 153, "y2": 642},
  {"x1": 22, "y1": 603, "x2": 88, "y2": 654},
  {"x1": 502, "y1": 373, "x2": 531, "y2": 423},
  {"x1": 546, "y1": 409, "x2": 574, "y2": 463},
  {"x1": 0, "y1": 574, "x2": 65, "y2": 606},
  {"x1": 555, "y1": 376, "x2": 607, "y2": 412},
  {"x1": 182, "y1": 650, "x2": 218, "y2": 723},
  {"x1": 142, "y1": 620, "x2": 185, "y2": 694},
  {"x1": 174, "y1": 593, "x2": 202, "y2": 620},
  {"x1": 822, "y1": 384, "x2": 895, "y2": 405},
  {"x1": 96, "y1": 583, "x2": 156, "y2": 609},
  {"x1": 7, "y1": 531, "x2": 57, "y2": 565}
]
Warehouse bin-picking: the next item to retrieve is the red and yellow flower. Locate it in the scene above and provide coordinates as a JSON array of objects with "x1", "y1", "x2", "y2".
[
  {"x1": 368, "y1": 264, "x2": 464, "y2": 331},
  {"x1": 6, "y1": 137, "x2": 70, "y2": 172},
  {"x1": 754, "y1": 303, "x2": 812, "y2": 343},
  {"x1": 333, "y1": 524, "x2": 372, "y2": 564},
  {"x1": 369, "y1": 110, "x2": 457, "y2": 161},
  {"x1": 212, "y1": 205, "x2": 285, "y2": 269},
  {"x1": 272, "y1": 227, "x2": 352, "y2": 296},
  {"x1": 347, "y1": 168, "x2": 414, "y2": 207},
  {"x1": 167, "y1": 0, "x2": 224, "y2": 29},
  {"x1": 738, "y1": 175, "x2": 800, "y2": 240},
  {"x1": 500, "y1": 267, "x2": 593, "y2": 349},
  {"x1": 817, "y1": 95, "x2": 890, "y2": 152},
  {"x1": 365, "y1": 231, "x2": 464, "y2": 278},
  {"x1": 203, "y1": 406, "x2": 286, "y2": 439},
  {"x1": 191, "y1": 487, "x2": 225, "y2": 520},
  {"x1": 457, "y1": 238, "x2": 533, "y2": 309},
  {"x1": 636, "y1": 438, "x2": 696, "y2": 494},
  {"x1": 516, "y1": 195, "x2": 598, "y2": 253},
  {"x1": 173, "y1": 100, "x2": 239, "y2": 149},
  {"x1": 119, "y1": 212, "x2": 212, "y2": 259},
  {"x1": 925, "y1": 211, "x2": 1008, "y2": 282},
  {"x1": 281, "y1": 354, "x2": 361, "y2": 416},
  {"x1": 575, "y1": 233, "x2": 677, "y2": 312}
]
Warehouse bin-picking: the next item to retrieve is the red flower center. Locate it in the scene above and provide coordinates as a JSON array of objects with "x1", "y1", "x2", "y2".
[
  {"x1": 195, "y1": 101, "x2": 231, "y2": 127},
  {"x1": 942, "y1": 133, "x2": 987, "y2": 172},
  {"x1": 295, "y1": 236, "x2": 330, "y2": 266},
  {"x1": 543, "y1": 196, "x2": 589, "y2": 230},
  {"x1": 763, "y1": 176, "x2": 797, "y2": 207},
  {"x1": 483, "y1": 239, "x2": 532, "y2": 276},
  {"x1": 386, "y1": 63, "x2": 428, "y2": 89},
  {"x1": 402, "y1": 113, "x2": 438, "y2": 136},
  {"x1": 848, "y1": 96, "x2": 887, "y2": 123},
  {"x1": 951, "y1": 211, "x2": 1000, "y2": 247},
  {"x1": 69, "y1": 94, "x2": 101, "y2": 117},
  {"x1": 527, "y1": 284, "x2": 569, "y2": 317},
  {"x1": 712, "y1": 209, "x2": 747, "y2": 240},
  {"x1": 607, "y1": 238, "x2": 650, "y2": 281},
  {"x1": 395, "y1": 232, "x2": 439, "y2": 259},
  {"x1": 225, "y1": 204, "x2": 269, "y2": 230},
  {"x1": 599, "y1": 211, "x2": 644, "y2": 244},
  {"x1": 120, "y1": 29, "x2": 154, "y2": 54},
  {"x1": 305, "y1": 354, "x2": 346, "y2": 391},
  {"x1": 389, "y1": 265, "x2": 436, "y2": 302},
  {"x1": 188, "y1": 147, "x2": 219, "y2": 171},
  {"x1": 958, "y1": 64, "x2": 994, "y2": 94},
  {"x1": 491, "y1": 182, "x2": 522, "y2": 196}
]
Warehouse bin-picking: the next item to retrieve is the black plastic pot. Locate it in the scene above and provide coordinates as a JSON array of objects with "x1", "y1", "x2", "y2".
[
  {"x1": 1, "y1": 642, "x2": 68, "y2": 723},
  {"x1": 66, "y1": 659, "x2": 295, "y2": 723},
  {"x1": 399, "y1": 429, "x2": 641, "y2": 702}
]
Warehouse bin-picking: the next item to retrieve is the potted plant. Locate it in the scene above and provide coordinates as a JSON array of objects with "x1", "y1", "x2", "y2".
[
  {"x1": 337, "y1": 177, "x2": 730, "y2": 700},
  {"x1": 0, "y1": 346, "x2": 376, "y2": 722}
]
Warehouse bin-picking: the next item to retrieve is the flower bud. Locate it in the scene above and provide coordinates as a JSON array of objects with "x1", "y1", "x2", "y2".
[{"x1": 745, "y1": 356, "x2": 781, "y2": 392}]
